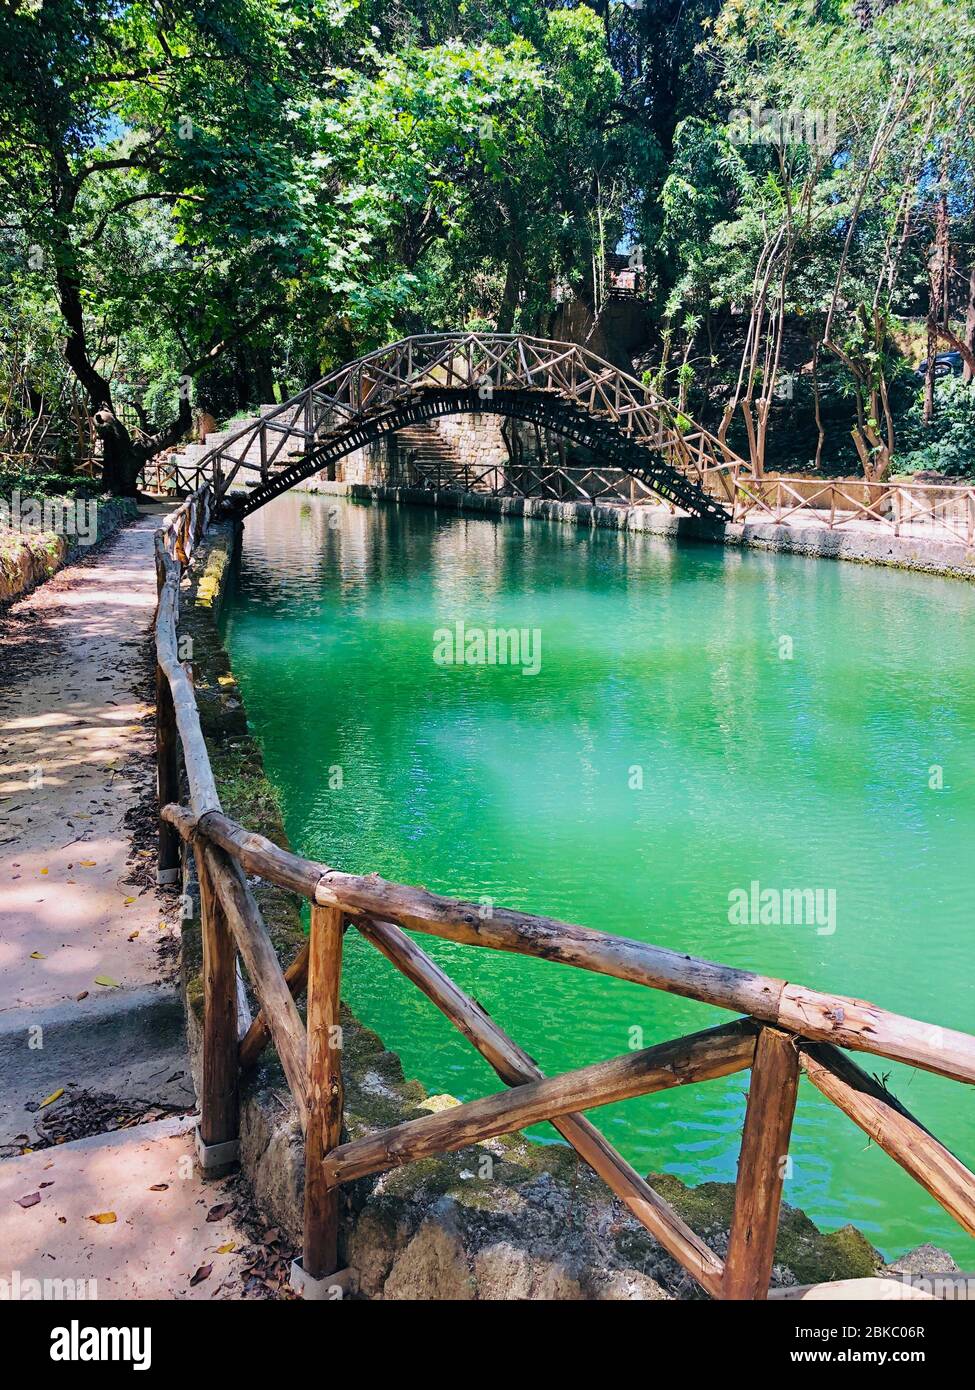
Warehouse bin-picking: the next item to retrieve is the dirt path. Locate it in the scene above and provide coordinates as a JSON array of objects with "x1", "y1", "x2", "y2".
[
  {"x1": 0, "y1": 506, "x2": 197, "y2": 1147},
  {"x1": 0, "y1": 508, "x2": 175, "y2": 1012},
  {"x1": 0, "y1": 1116, "x2": 248, "y2": 1299},
  {"x1": 0, "y1": 506, "x2": 285, "y2": 1301}
]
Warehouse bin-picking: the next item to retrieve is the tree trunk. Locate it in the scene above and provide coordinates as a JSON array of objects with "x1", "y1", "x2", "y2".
[
  {"x1": 925, "y1": 192, "x2": 950, "y2": 425},
  {"x1": 497, "y1": 239, "x2": 523, "y2": 334},
  {"x1": 97, "y1": 411, "x2": 144, "y2": 496}
]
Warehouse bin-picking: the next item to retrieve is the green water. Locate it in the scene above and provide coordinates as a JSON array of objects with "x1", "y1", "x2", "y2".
[{"x1": 222, "y1": 491, "x2": 975, "y2": 1265}]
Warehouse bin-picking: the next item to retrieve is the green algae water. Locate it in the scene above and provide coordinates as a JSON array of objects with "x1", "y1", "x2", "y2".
[{"x1": 222, "y1": 491, "x2": 975, "y2": 1265}]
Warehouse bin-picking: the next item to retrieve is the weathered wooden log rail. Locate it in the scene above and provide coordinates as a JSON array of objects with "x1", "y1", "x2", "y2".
[
  {"x1": 698, "y1": 463, "x2": 975, "y2": 543},
  {"x1": 155, "y1": 488, "x2": 975, "y2": 1300}
]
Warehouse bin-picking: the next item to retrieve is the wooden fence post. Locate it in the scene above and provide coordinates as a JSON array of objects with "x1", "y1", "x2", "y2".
[
  {"x1": 155, "y1": 664, "x2": 181, "y2": 884},
  {"x1": 193, "y1": 839, "x2": 239, "y2": 1164},
  {"x1": 154, "y1": 550, "x2": 181, "y2": 886},
  {"x1": 723, "y1": 1027, "x2": 800, "y2": 1300},
  {"x1": 302, "y1": 904, "x2": 345, "y2": 1282}
]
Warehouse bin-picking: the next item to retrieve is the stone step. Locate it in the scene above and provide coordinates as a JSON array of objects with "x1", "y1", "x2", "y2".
[{"x1": 0, "y1": 1115, "x2": 248, "y2": 1299}]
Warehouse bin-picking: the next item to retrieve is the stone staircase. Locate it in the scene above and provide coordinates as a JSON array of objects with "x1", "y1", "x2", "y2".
[
  {"x1": 394, "y1": 422, "x2": 479, "y2": 491},
  {"x1": 154, "y1": 403, "x2": 306, "y2": 495}
]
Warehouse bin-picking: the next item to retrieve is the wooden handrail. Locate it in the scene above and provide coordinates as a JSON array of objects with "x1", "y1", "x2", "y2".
[
  {"x1": 800, "y1": 1044, "x2": 975, "y2": 1238},
  {"x1": 321, "y1": 1021, "x2": 757, "y2": 1187},
  {"x1": 160, "y1": 803, "x2": 975, "y2": 1087},
  {"x1": 356, "y1": 915, "x2": 727, "y2": 1297},
  {"x1": 154, "y1": 490, "x2": 975, "y2": 1301}
]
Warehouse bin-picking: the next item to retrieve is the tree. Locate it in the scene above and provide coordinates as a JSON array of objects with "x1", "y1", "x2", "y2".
[{"x1": 0, "y1": 0, "x2": 385, "y2": 493}]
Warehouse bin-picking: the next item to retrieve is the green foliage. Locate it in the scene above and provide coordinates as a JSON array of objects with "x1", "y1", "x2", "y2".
[
  {"x1": 897, "y1": 378, "x2": 975, "y2": 478},
  {"x1": 2, "y1": 0, "x2": 975, "y2": 485}
]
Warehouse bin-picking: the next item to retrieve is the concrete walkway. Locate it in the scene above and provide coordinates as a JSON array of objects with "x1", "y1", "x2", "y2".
[
  {"x1": 0, "y1": 1116, "x2": 247, "y2": 1299},
  {"x1": 0, "y1": 510, "x2": 171, "y2": 1010},
  {"x1": 0, "y1": 507, "x2": 194, "y2": 1151},
  {"x1": 0, "y1": 510, "x2": 263, "y2": 1300}
]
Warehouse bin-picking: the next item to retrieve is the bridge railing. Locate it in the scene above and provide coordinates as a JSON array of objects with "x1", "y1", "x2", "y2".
[
  {"x1": 390, "y1": 442, "x2": 975, "y2": 540},
  {"x1": 144, "y1": 334, "x2": 747, "y2": 507},
  {"x1": 154, "y1": 491, "x2": 975, "y2": 1301},
  {"x1": 395, "y1": 449, "x2": 670, "y2": 506}
]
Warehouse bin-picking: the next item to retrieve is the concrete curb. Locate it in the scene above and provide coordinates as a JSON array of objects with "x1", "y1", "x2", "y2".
[
  {"x1": 0, "y1": 982, "x2": 185, "y2": 1048},
  {"x1": 0, "y1": 985, "x2": 192, "y2": 1139}
]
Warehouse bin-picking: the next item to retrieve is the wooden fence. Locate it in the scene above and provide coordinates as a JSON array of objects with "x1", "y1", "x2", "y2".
[
  {"x1": 391, "y1": 450, "x2": 975, "y2": 544},
  {"x1": 699, "y1": 466, "x2": 975, "y2": 544},
  {"x1": 155, "y1": 488, "x2": 975, "y2": 1299}
]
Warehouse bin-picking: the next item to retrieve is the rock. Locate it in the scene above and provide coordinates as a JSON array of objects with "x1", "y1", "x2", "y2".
[
  {"x1": 526, "y1": 1261, "x2": 585, "y2": 1301},
  {"x1": 473, "y1": 1242, "x2": 534, "y2": 1299},
  {"x1": 347, "y1": 1205, "x2": 411, "y2": 1299},
  {"x1": 238, "y1": 1089, "x2": 304, "y2": 1245},
  {"x1": 383, "y1": 1207, "x2": 475, "y2": 1300},
  {"x1": 887, "y1": 1243, "x2": 959, "y2": 1275},
  {"x1": 589, "y1": 1268, "x2": 671, "y2": 1301},
  {"x1": 417, "y1": 1093, "x2": 461, "y2": 1113},
  {"x1": 473, "y1": 1242, "x2": 585, "y2": 1300},
  {"x1": 801, "y1": 1278, "x2": 934, "y2": 1301}
]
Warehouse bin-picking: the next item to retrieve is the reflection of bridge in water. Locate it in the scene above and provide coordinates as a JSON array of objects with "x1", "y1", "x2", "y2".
[{"x1": 163, "y1": 334, "x2": 745, "y2": 524}]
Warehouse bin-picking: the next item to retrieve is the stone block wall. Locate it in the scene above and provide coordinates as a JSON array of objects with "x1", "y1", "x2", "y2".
[{"x1": 428, "y1": 413, "x2": 510, "y2": 468}]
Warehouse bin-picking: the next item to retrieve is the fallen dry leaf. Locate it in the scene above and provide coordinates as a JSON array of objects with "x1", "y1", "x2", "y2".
[
  {"x1": 189, "y1": 1264, "x2": 212, "y2": 1287},
  {"x1": 87, "y1": 1211, "x2": 117, "y2": 1225},
  {"x1": 79, "y1": 860, "x2": 97, "y2": 868},
  {"x1": 38, "y1": 1088, "x2": 64, "y2": 1109},
  {"x1": 93, "y1": 975, "x2": 120, "y2": 989},
  {"x1": 206, "y1": 1202, "x2": 234, "y2": 1223},
  {"x1": 29, "y1": 951, "x2": 45, "y2": 960},
  {"x1": 15, "y1": 1192, "x2": 40, "y2": 1209},
  {"x1": 216, "y1": 1242, "x2": 236, "y2": 1254},
  {"x1": 149, "y1": 1184, "x2": 168, "y2": 1192},
  {"x1": 127, "y1": 930, "x2": 139, "y2": 940}
]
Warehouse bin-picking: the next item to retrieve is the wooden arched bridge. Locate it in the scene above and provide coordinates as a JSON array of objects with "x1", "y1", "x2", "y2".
[{"x1": 170, "y1": 334, "x2": 748, "y2": 523}]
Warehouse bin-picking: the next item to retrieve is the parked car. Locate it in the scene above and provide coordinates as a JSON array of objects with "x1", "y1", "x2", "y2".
[{"x1": 916, "y1": 350, "x2": 965, "y2": 379}]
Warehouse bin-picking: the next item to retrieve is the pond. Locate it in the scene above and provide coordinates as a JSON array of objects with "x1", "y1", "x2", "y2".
[{"x1": 222, "y1": 490, "x2": 975, "y2": 1264}]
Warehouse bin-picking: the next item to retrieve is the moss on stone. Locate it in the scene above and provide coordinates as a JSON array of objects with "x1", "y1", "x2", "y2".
[{"x1": 649, "y1": 1171, "x2": 883, "y2": 1285}]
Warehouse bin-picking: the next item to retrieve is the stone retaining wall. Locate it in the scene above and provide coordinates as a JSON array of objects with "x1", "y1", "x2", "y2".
[
  {"x1": 304, "y1": 481, "x2": 975, "y2": 582},
  {"x1": 0, "y1": 496, "x2": 139, "y2": 605},
  {"x1": 427, "y1": 413, "x2": 510, "y2": 469}
]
